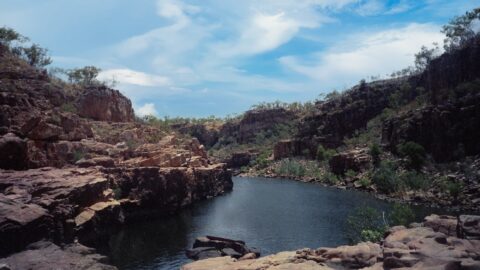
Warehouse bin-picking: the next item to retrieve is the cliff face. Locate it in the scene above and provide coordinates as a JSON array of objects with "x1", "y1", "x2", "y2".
[
  {"x1": 280, "y1": 37, "x2": 480, "y2": 163},
  {"x1": 382, "y1": 94, "x2": 480, "y2": 162},
  {"x1": 220, "y1": 108, "x2": 297, "y2": 145},
  {"x1": 0, "y1": 165, "x2": 232, "y2": 256},
  {"x1": 76, "y1": 86, "x2": 135, "y2": 122},
  {"x1": 382, "y1": 37, "x2": 480, "y2": 162},
  {"x1": 423, "y1": 36, "x2": 480, "y2": 105}
]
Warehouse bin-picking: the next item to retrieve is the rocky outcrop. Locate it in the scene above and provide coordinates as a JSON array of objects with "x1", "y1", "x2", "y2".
[
  {"x1": 76, "y1": 86, "x2": 134, "y2": 122},
  {"x1": 225, "y1": 152, "x2": 253, "y2": 168},
  {"x1": 296, "y1": 79, "x2": 410, "y2": 149},
  {"x1": 422, "y1": 36, "x2": 480, "y2": 105},
  {"x1": 329, "y1": 148, "x2": 371, "y2": 175},
  {"x1": 0, "y1": 241, "x2": 117, "y2": 270},
  {"x1": 171, "y1": 122, "x2": 221, "y2": 148},
  {"x1": 382, "y1": 94, "x2": 480, "y2": 162},
  {"x1": 0, "y1": 164, "x2": 232, "y2": 256},
  {"x1": 182, "y1": 214, "x2": 480, "y2": 270},
  {"x1": 458, "y1": 215, "x2": 480, "y2": 240},
  {"x1": 186, "y1": 236, "x2": 260, "y2": 261},
  {"x1": 220, "y1": 108, "x2": 297, "y2": 145},
  {"x1": 273, "y1": 139, "x2": 313, "y2": 160}
]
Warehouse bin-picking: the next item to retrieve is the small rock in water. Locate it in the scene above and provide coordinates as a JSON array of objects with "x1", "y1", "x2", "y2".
[{"x1": 186, "y1": 236, "x2": 260, "y2": 261}]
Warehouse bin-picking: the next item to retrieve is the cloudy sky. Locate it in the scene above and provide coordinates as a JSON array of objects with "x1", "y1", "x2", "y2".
[{"x1": 1, "y1": 0, "x2": 479, "y2": 117}]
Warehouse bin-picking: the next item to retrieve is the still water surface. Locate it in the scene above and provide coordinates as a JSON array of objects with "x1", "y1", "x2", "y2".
[{"x1": 106, "y1": 177, "x2": 449, "y2": 269}]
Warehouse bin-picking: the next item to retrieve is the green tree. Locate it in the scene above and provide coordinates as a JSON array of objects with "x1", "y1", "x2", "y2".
[
  {"x1": 67, "y1": 66, "x2": 101, "y2": 86},
  {"x1": 0, "y1": 27, "x2": 28, "y2": 47},
  {"x1": 414, "y1": 44, "x2": 440, "y2": 72},
  {"x1": 369, "y1": 143, "x2": 382, "y2": 167},
  {"x1": 442, "y1": 8, "x2": 480, "y2": 51},
  {"x1": 21, "y1": 44, "x2": 52, "y2": 67},
  {"x1": 389, "y1": 204, "x2": 415, "y2": 226},
  {"x1": 372, "y1": 161, "x2": 400, "y2": 194},
  {"x1": 397, "y1": 141, "x2": 426, "y2": 171},
  {"x1": 316, "y1": 145, "x2": 336, "y2": 162}
]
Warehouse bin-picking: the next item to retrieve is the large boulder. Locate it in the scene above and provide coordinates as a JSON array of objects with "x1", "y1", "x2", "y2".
[
  {"x1": 219, "y1": 108, "x2": 298, "y2": 145},
  {"x1": 296, "y1": 242, "x2": 382, "y2": 269},
  {"x1": 0, "y1": 241, "x2": 117, "y2": 270},
  {"x1": 273, "y1": 139, "x2": 313, "y2": 160},
  {"x1": 329, "y1": 148, "x2": 371, "y2": 175},
  {"x1": 458, "y1": 215, "x2": 480, "y2": 240},
  {"x1": 423, "y1": 214, "x2": 458, "y2": 237},
  {"x1": 187, "y1": 236, "x2": 260, "y2": 261},
  {"x1": 226, "y1": 152, "x2": 253, "y2": 168},
  {"x1": 0, "y1": 133, "x2": 28, "y2": 170},
  {"x1": 382, "y1": 225, "x2": 480, "y2": 269},
  {"x1": 76, "y1": 86, "x2": 134, "y2": 122}
]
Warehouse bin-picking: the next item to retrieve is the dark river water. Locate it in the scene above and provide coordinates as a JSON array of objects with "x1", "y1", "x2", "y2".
[{"x1": 105, "y1": 177, "x2": 450, "y2": 270}]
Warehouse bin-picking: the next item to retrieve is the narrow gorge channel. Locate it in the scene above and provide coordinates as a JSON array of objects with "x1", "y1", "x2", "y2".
[{"x1": 104, "y1": 177, "x2": 453, "y2": 270}]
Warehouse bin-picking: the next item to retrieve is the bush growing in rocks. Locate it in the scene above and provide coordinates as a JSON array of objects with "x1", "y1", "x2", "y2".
[{"x1": 397, "y1": 141, "x2": 426, "y2": 171}]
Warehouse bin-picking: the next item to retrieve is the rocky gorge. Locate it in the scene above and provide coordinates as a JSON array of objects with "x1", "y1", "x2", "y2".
[
  {"x1": 1, "y1": 8, "x2": 480, "y2": 269},
  {"x1": 0, "y1": 43, "x2": 232, "y2": 269}
]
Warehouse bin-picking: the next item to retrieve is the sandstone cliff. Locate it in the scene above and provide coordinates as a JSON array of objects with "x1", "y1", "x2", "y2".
[{"x1": 0, "y1": 42, "x2": 233, "y2": 269}]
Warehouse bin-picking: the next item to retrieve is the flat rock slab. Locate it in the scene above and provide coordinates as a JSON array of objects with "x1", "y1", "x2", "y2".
[{"x1": 0, "y1": 241, "x2": 117, "y2": 270}]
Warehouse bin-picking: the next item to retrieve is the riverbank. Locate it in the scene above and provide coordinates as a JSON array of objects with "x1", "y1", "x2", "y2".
[
  {"x1": 182, "y1": 214, "x2": 480, "y2": 270},
  {"x1": 235, "y1": 155, "x2": 480, "y2": 213}
]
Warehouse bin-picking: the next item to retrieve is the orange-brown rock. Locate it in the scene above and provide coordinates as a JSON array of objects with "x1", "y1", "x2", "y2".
[{"x1": 76, "y1": 86, "x2": 134, "y2": 122}]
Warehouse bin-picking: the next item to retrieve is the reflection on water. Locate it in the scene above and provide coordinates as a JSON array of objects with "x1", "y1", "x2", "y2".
[{"x1": 105, "y1": 177, "x2": 452, "y2": 270}]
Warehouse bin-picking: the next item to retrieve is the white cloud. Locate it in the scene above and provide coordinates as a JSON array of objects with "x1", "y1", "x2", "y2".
[
  {"x1": 136, "y1": 103, "x2": 158, "y2": 117},
  {"x1": 356, "y1": 0, "x2": 385, "y2": 16},
  {"x1": 214, "y1": 12, "x2": 305, "y2": 58},
  {"x1": 280, "y1": 23, "x2": 445, "y2": 88},
  {"x1": 386, "y1": 0, "x2": 414, "y2": 15},
  {"x1": 98, "y1": 69, "x2": 171, "y2": 87}
]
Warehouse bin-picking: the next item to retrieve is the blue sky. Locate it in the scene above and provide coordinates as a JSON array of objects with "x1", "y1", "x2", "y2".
[{"x1": 1, "y1": 0, "x2": 479, "y2": 117}]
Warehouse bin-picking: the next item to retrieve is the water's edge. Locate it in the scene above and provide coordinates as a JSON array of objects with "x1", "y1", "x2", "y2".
[{"x1": 106, "y1": 176, "x2": 455, "y2": 270}]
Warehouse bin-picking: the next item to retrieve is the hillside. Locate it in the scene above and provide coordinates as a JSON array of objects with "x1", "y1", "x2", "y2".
[{"x1": 175, "y1": 36, "x2": 480, "y2": 212}]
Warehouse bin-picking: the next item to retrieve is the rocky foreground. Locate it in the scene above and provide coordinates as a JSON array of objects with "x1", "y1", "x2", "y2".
[{"x1": 182, "y1": 214, "x2": 480, "y2": 270}]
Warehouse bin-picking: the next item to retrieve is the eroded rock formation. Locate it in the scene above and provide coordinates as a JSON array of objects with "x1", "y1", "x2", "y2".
[{"x1": 76, "y1": 86, "x2": 134, "y2": 123}]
